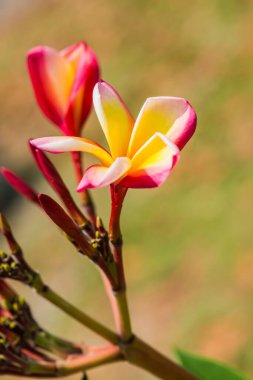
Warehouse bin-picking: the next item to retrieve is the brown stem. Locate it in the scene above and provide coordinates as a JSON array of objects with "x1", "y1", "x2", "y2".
[
  {"x1": 71, "y1": 151, "x2": 96, "y2": 225},
  {"x1": 123, "y1": 336, "x2": 199, "y2": 380}
]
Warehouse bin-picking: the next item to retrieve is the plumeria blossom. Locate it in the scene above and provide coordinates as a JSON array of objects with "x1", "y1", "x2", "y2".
[
  {"x1": 27, "y1": 41, "x2": 99, "y2": 136},
  {"x1": 31, "y1": 81, "x2": 197, "y2": 190}
]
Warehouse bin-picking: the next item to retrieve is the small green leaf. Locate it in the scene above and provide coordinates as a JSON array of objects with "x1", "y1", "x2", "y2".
[{"x1": 177, "y1": 350, "x2": 249, "y2": 380}]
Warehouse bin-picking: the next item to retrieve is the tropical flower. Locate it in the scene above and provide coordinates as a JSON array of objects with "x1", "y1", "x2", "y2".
[
  {"x1": 27, "y1": 41, "x2": 99, "y2": 136},
  {"x1": 31, "y1": 81, "x2": 197, "y2": 190}
]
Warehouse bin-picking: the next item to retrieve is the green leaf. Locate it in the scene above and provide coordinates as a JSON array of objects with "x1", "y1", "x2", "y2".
[{"x1": 177, "y1": 350, "x2": 249, "y2": 380}]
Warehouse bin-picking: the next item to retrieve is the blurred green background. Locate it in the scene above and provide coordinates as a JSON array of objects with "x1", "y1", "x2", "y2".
[{"x1": 1, "y1": 0, "x2": 253, "y2": 378}]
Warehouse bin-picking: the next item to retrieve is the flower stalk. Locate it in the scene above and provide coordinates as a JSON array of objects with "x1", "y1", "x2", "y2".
[{"x1": 107, "y1": 185, "x2": 133, "y2": 342}]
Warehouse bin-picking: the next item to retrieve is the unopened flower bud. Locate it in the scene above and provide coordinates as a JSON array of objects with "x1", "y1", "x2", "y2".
[{"x1": 1, "y1": 167, "x2": 39, "y2": 205}]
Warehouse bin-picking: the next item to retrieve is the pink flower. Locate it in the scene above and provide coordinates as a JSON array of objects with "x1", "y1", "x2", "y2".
[
  {"x1": 27, "y1": 42, "x2": 100, "y2": 136},
  {"x1": 31, "y1": 81, "x2": 197, "y2": 190}
]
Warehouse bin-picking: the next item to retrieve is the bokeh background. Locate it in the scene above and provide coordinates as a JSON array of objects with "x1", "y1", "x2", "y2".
[{"x1": 1, "y1": 0, "x2": 253, "y2": 378}]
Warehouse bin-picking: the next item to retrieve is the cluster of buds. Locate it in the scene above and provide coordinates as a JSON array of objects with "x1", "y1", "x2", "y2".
[
  {"x1": 0, "y1": 280, "x2": 39, "y2": 348},
  {"x1": 0, "y1": 201, "x2": 112, "y2": 379},
  {"x1": 0, "y1": 197, "x2": 116, "y2": 295},
  {"x1": 1, "y1": 157, "x2": 118, "y2": 290},
  {"x1": 0, "y1": 250, "x2": 23, "y2": 282},
  {"x1": 0, "y1": 279, "x2": 82, "y2": 377}
]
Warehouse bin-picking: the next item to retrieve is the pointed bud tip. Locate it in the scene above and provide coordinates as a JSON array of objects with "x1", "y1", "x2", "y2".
[
  {"x1": 0, "y1": 167, "x2": 13, "y2": 180},
  {"x1": 38, "y1": 194, "x2": 65, "y2": 218},
  {"x1": 0, "y1": 167, "x2": 39, "y2": 204},
  {"x1": 38, "y1": 193, "x2": 49, "y2": 205},
  {"x1": 0, "y1": 214, "x2": 10, "y2": 233},
  {"x1": 96, "y1": 216, "x2": 104, "y2": 228}
]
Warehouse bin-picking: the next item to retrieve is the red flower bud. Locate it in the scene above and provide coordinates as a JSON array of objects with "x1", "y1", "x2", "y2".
[
  {"x1": 27, "y1": 42, "x2": 100, "y2": 136},
  {"x1": 1, "y1": 167, "x2": 39, "y2": 204}
]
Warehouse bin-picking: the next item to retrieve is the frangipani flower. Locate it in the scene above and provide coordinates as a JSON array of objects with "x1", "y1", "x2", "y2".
[
  {"x1": 27, "y1": 42, "x2": 99, "y2": 136},
  {"x1": 31, "y1": 81, "x2": 196, "y2": 190}
]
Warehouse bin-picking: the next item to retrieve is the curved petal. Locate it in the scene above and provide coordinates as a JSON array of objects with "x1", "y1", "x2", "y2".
[
  {"x1": 128, "y1": 97, "x2": 196, "y2": 156},
  {"x1": 62, "y1": 42, "x2": 100, "y2": 134},
  {"x1": 62, "y1": 42, "x2": 99, "y2": 98},
  {"x1": 93, "y1": 81, "x2": 134, "y2": 158},
  {"x1": 27, "y1": 47, "x2": 74, "y2": 131},
  {"x1": 31, "y1": 136, "x2": 113, "y2": 166},
  {"x1": 77, "y1": 157, "x2": 131, "y2": 191},
  {"x1": 61, "y1": 42, "x2": 87, "y2": 70},
  {"x1": 120, "y1": 133, "x2": 179, "y2": 188}
]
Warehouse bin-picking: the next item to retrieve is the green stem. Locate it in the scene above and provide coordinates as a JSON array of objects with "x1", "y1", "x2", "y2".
[
  {"x1": 101, "y1": 271, "x2": 132, "y2": 344},
  {"x1": 31, "y1": 275, "x2": 118, "y2": 345},
  {"x1": 112, "y1": 289, "x2": 132, "y2": 342}
]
